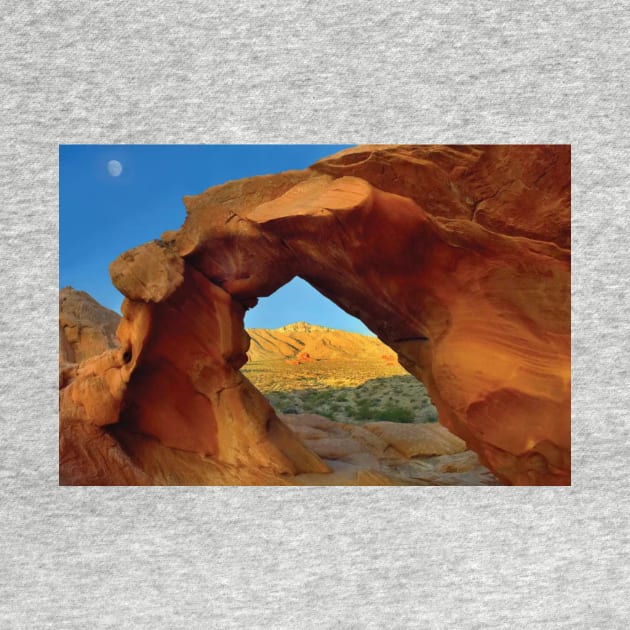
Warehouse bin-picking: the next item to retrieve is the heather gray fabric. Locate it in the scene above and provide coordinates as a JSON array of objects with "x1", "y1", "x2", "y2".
[{"x1": 1, "y1": 1, "x2": 628, "y2": 628}]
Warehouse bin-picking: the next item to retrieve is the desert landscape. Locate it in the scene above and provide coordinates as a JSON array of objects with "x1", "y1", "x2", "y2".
[
  {"x1": 59, "y1": 144, "x2": 570, "y2": 486},
  {"x1": 244, "y1": 321, "x2": 438, "y2": 422}
]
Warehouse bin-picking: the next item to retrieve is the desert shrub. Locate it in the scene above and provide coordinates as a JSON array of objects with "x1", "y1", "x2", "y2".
[
  {"x1": 418, "y1": 405, "x2": 439, "y2": 423},
  {"x1": 352, "y1": 399, "x2": 376, "y2": 420},
  {"x1": 377, "y1": 405, "x2": 414, "y2": 423}
]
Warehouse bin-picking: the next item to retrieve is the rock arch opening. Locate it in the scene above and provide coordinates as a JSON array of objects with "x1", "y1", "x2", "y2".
[
  {"x1": 60, "y1": 145, "x2": 570, "y2": 485},
  {"x1": 241, "y1": 276, "x2": 439, "y2": 427}
]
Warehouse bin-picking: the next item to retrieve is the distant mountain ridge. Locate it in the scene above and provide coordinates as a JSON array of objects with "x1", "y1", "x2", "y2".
[{"x1": 246, "y1": 321, "x2": 397, "y2": 364}]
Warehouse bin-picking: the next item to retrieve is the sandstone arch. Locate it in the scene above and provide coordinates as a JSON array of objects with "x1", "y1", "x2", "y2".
[{"x1": 59, "y1": 145, "x2": 570, "y2": 485}]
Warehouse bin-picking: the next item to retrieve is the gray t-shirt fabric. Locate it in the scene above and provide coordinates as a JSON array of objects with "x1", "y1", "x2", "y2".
[{"x1": 1, "y1": 1, "x2": 629, "y2": 627}]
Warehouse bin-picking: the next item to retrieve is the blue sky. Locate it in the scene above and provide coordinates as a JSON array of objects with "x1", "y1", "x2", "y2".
[{"x1": 59, "y1": 144, "x2": 373, "y2": 334}]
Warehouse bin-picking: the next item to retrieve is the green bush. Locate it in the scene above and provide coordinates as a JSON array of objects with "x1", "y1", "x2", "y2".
[
  {"x1": 377, "y1": 405, "x2": 415, "y2": 423},
  {"x1": 352, "y1": 399, "x2": 376, "y2": 420}
]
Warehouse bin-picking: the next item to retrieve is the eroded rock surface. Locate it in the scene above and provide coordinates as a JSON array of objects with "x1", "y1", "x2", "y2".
[
  {"x1": 60, "y1": 145, "x2": 570, "y2": 485},
  {"x1": 281, "y1": 414, "x2": 498, "y2": 486},
  {"x1": 59, "y1": 287, "x2": 120, "y2": 364}
]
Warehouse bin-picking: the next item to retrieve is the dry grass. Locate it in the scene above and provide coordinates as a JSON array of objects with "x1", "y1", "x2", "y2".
[{"x1": 242, "y1": 360, "x2": 438, "y2": 425}]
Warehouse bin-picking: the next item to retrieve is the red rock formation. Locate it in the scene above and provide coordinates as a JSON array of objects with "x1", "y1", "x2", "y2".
[
  {"x1": 311, "y1": 145, "x2": 570, "y2": 248},
  {"x1": 59, "y1": 287, "x2": 120, "y2": 364},
  {"x1": 286, "y1": 351, "x2": 313, "y2": 365},
  {"x1": 60, "y1": 145, "x2": 570, "y2": 485}
]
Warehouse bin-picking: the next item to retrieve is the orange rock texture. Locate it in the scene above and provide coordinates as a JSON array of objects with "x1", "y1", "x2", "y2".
[
  {"x1": 59, "y1": 287, "x2": 120, "y2": 364},
  {"x1": 60, "y1": 145, "x2": 570, "y2": 485}
]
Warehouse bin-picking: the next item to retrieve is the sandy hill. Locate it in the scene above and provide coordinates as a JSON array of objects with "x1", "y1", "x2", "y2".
[
  {"x1": 242, "y1": 321, "x2": 410, "y2": 397},
  {"x1": 246, "y1": 321, "x2": 398, "y2": 364}
]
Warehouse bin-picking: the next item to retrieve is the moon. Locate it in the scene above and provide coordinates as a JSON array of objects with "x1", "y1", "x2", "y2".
[{"x1": 107, "y1": 160, "x2": 123, "y2": 177}]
